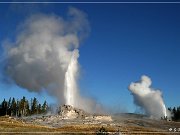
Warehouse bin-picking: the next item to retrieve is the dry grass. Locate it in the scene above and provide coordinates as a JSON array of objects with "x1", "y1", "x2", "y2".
[
  {"x1": 0, "y1": 116, "x2": 176, "y2": 134},
  {"x1": 118, "y1": 126, "x2": 168, "y2": 135},
  {"x1": 56, "y1": 124, "x2": 117, "y2": 132},
  {"x1": 0, "y1": 116, "x2": 55, "y2": 132}
]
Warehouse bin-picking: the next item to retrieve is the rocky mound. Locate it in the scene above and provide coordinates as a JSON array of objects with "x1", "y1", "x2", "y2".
[
  {"x1": 58, "y1": 105, "x2": 112, "y2": 121},
  {"x1": 58, "y1": 105, "x2": 90, "y2": 119}
]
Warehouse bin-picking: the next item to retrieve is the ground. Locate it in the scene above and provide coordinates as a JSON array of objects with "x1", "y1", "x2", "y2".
[{"x1": 0, "y1": 113, "x2": 180, "y2": 135}]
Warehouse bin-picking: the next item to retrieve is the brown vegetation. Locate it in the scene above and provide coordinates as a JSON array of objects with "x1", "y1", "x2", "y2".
[{"x1": 0, "y1": 116, "x2": 179, "y2": 135}]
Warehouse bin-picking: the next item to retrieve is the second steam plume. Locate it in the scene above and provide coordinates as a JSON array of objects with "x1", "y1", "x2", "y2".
[
  {"x1": 128, "y1": 75, "x2": 169, "y2": 119},
  {"x1": 3, "y1": 7, "x2": 96, "y2": 112}
]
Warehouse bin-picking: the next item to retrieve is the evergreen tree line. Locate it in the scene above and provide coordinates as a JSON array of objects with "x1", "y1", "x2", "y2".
[
  {"x1": 168, "y1": 106, "x2": 180, "y2": 121},
  {"x1": 0, "y1": 96, "x2": 48, "y2": 117}
]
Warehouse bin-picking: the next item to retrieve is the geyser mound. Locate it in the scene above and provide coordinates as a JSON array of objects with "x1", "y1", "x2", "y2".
[
  {"x1": 58, "y1": 104, "x2": 89, "y2": 119},
  {"x1": 128, "y1": 75, "x2": 169, "y2": 119},
  {"x1": 58, "y1": 104, "x2": 112, "y2": 121}
]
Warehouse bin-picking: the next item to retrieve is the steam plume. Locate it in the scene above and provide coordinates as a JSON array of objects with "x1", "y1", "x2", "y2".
[
  {"x1": 3, "y1": 7, "x2": 97, "y2": 112},
  {"x1": 64, "y1": 49, "x2": 79, "y2": 106},
  {"x1": 128, "y1": 75, "x2": 168, "y2": 119}
]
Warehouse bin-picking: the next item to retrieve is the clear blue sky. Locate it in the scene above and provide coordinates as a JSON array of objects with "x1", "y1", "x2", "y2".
[{"x1": 0, "y1": 2, "x2": 179, "y2": 112}]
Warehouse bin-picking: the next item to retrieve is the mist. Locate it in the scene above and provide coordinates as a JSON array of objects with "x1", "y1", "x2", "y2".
[
  {"x1": 128, "y1": 75, "x2": 170, "y2": 119},
  {"x1": 3, "y1": 7, "x2": 98, "y2": 113}
]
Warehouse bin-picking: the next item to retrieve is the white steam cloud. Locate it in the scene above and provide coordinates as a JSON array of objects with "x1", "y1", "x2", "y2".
[
  {"x1": 128, "y1": 75, "x2": 169, "y2": 119},
  {"x1": 3, "y1": 7, "x2": 97, "y2": 113}
]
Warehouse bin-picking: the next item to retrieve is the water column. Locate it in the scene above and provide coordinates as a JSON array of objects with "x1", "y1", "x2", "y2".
[{"x1": 64, "y1": 49, "x2": 79, "y2": 106}]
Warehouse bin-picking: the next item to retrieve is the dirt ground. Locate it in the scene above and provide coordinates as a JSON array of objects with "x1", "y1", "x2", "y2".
[{"x1": 0, "y1": 114, "x2": 180, "y2": 134}]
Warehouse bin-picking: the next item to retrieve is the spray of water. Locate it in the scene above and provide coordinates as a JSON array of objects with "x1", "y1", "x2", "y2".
[
  {"x1": 2, "y1": 7, "x2": 95, "y2": 111},
  {"x1": 128, "y1": 75, "x2": 169, "y2": 119},
  {"x1": 64, "y1": 49, "x2": 79, "y2": 106},
  {"x1": 2, "y1": 8, "x2": 100, "y2": 113}
]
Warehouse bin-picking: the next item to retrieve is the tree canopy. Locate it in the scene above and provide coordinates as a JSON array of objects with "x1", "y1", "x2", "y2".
[{"x1": 0, "y1": 97, "x2": 49, "y2": 117}]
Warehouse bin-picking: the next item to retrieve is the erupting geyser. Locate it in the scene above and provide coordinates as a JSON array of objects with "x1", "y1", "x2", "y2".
[
  {"x1": 3, "y1": 7, "x2": 94, "y2": 111},
  {"x1": 64, "y1": 49, "x2": 79, "y2": 106},
  {"x1": 3, "y1": 7, "x2": 103, "y2": 114},
  {"x1": 128, "y1": 75, "x2": 169, "y2": 119}
]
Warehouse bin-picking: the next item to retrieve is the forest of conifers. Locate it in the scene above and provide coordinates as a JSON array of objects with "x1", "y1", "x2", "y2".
[{"x1": 0, "y1": 96, "x2": 48, "y2": 117}]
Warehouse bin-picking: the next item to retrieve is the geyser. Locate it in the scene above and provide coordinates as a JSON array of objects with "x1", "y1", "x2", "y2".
[
  {"x1": 128, "y1": 75, "x2": 168, "y2": 119},
  {"x1": 3, "y1": 7, "x2": 95, "y2": 111},
  {"x1": 64, "y1": 49, "x2": 79, "y2": 106}
]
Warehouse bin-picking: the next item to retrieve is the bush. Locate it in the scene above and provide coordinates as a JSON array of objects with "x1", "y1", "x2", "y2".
[{"x1": 96, "y1": 126, "x2": 108, "y2": 135}]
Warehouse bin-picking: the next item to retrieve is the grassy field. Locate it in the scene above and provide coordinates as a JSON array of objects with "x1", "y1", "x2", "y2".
[
  {"x1": 0, "y1": 116, "x2": 116, "y2": 134},
  {"x1": 0, "y1": 116, "x2": 178, "y2": 134}
]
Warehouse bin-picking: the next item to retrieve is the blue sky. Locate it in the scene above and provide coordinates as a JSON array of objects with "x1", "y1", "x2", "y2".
[{"x1": 0, "y1": 3, "x2": 179, "y2": 112}]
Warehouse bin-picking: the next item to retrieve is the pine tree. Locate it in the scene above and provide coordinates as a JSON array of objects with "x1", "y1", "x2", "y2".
[
  {"x1": 177, "y1": 107, "x2": 180, "y2": 121},
  {"x1": 2, "y1": 99, "x2": 8, "y2": 115},
  {"x1": 38, "y1": 103, "x2": 42, "y2": 114},
  {"x1": 30, "y1": 98, "x2": 33, "y2": 115},
  {"x1": 172, "y1": 107, "x2": 177, "y2": 120},
  {"x1": 31, "y1": 97, "x2": 38, "y2": 114},
  {"x1": 16, "y1": 99, "x2": 20, "y2": 117},
  {"x1": 26, "y1": 100, "x2": 30, "y2": 116},
  {"x1": 11, "y1": 97, "x2": 16, "y2": 116},
  {"x1": 8, "y1": 97, "x2": 11, "y2": 109},
  {"x1": 20, "y1": 96, "x2": 27, "y2": 116},
  {"x1": 42, "y1": 100, "x2": 48, "y2": 114}
]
